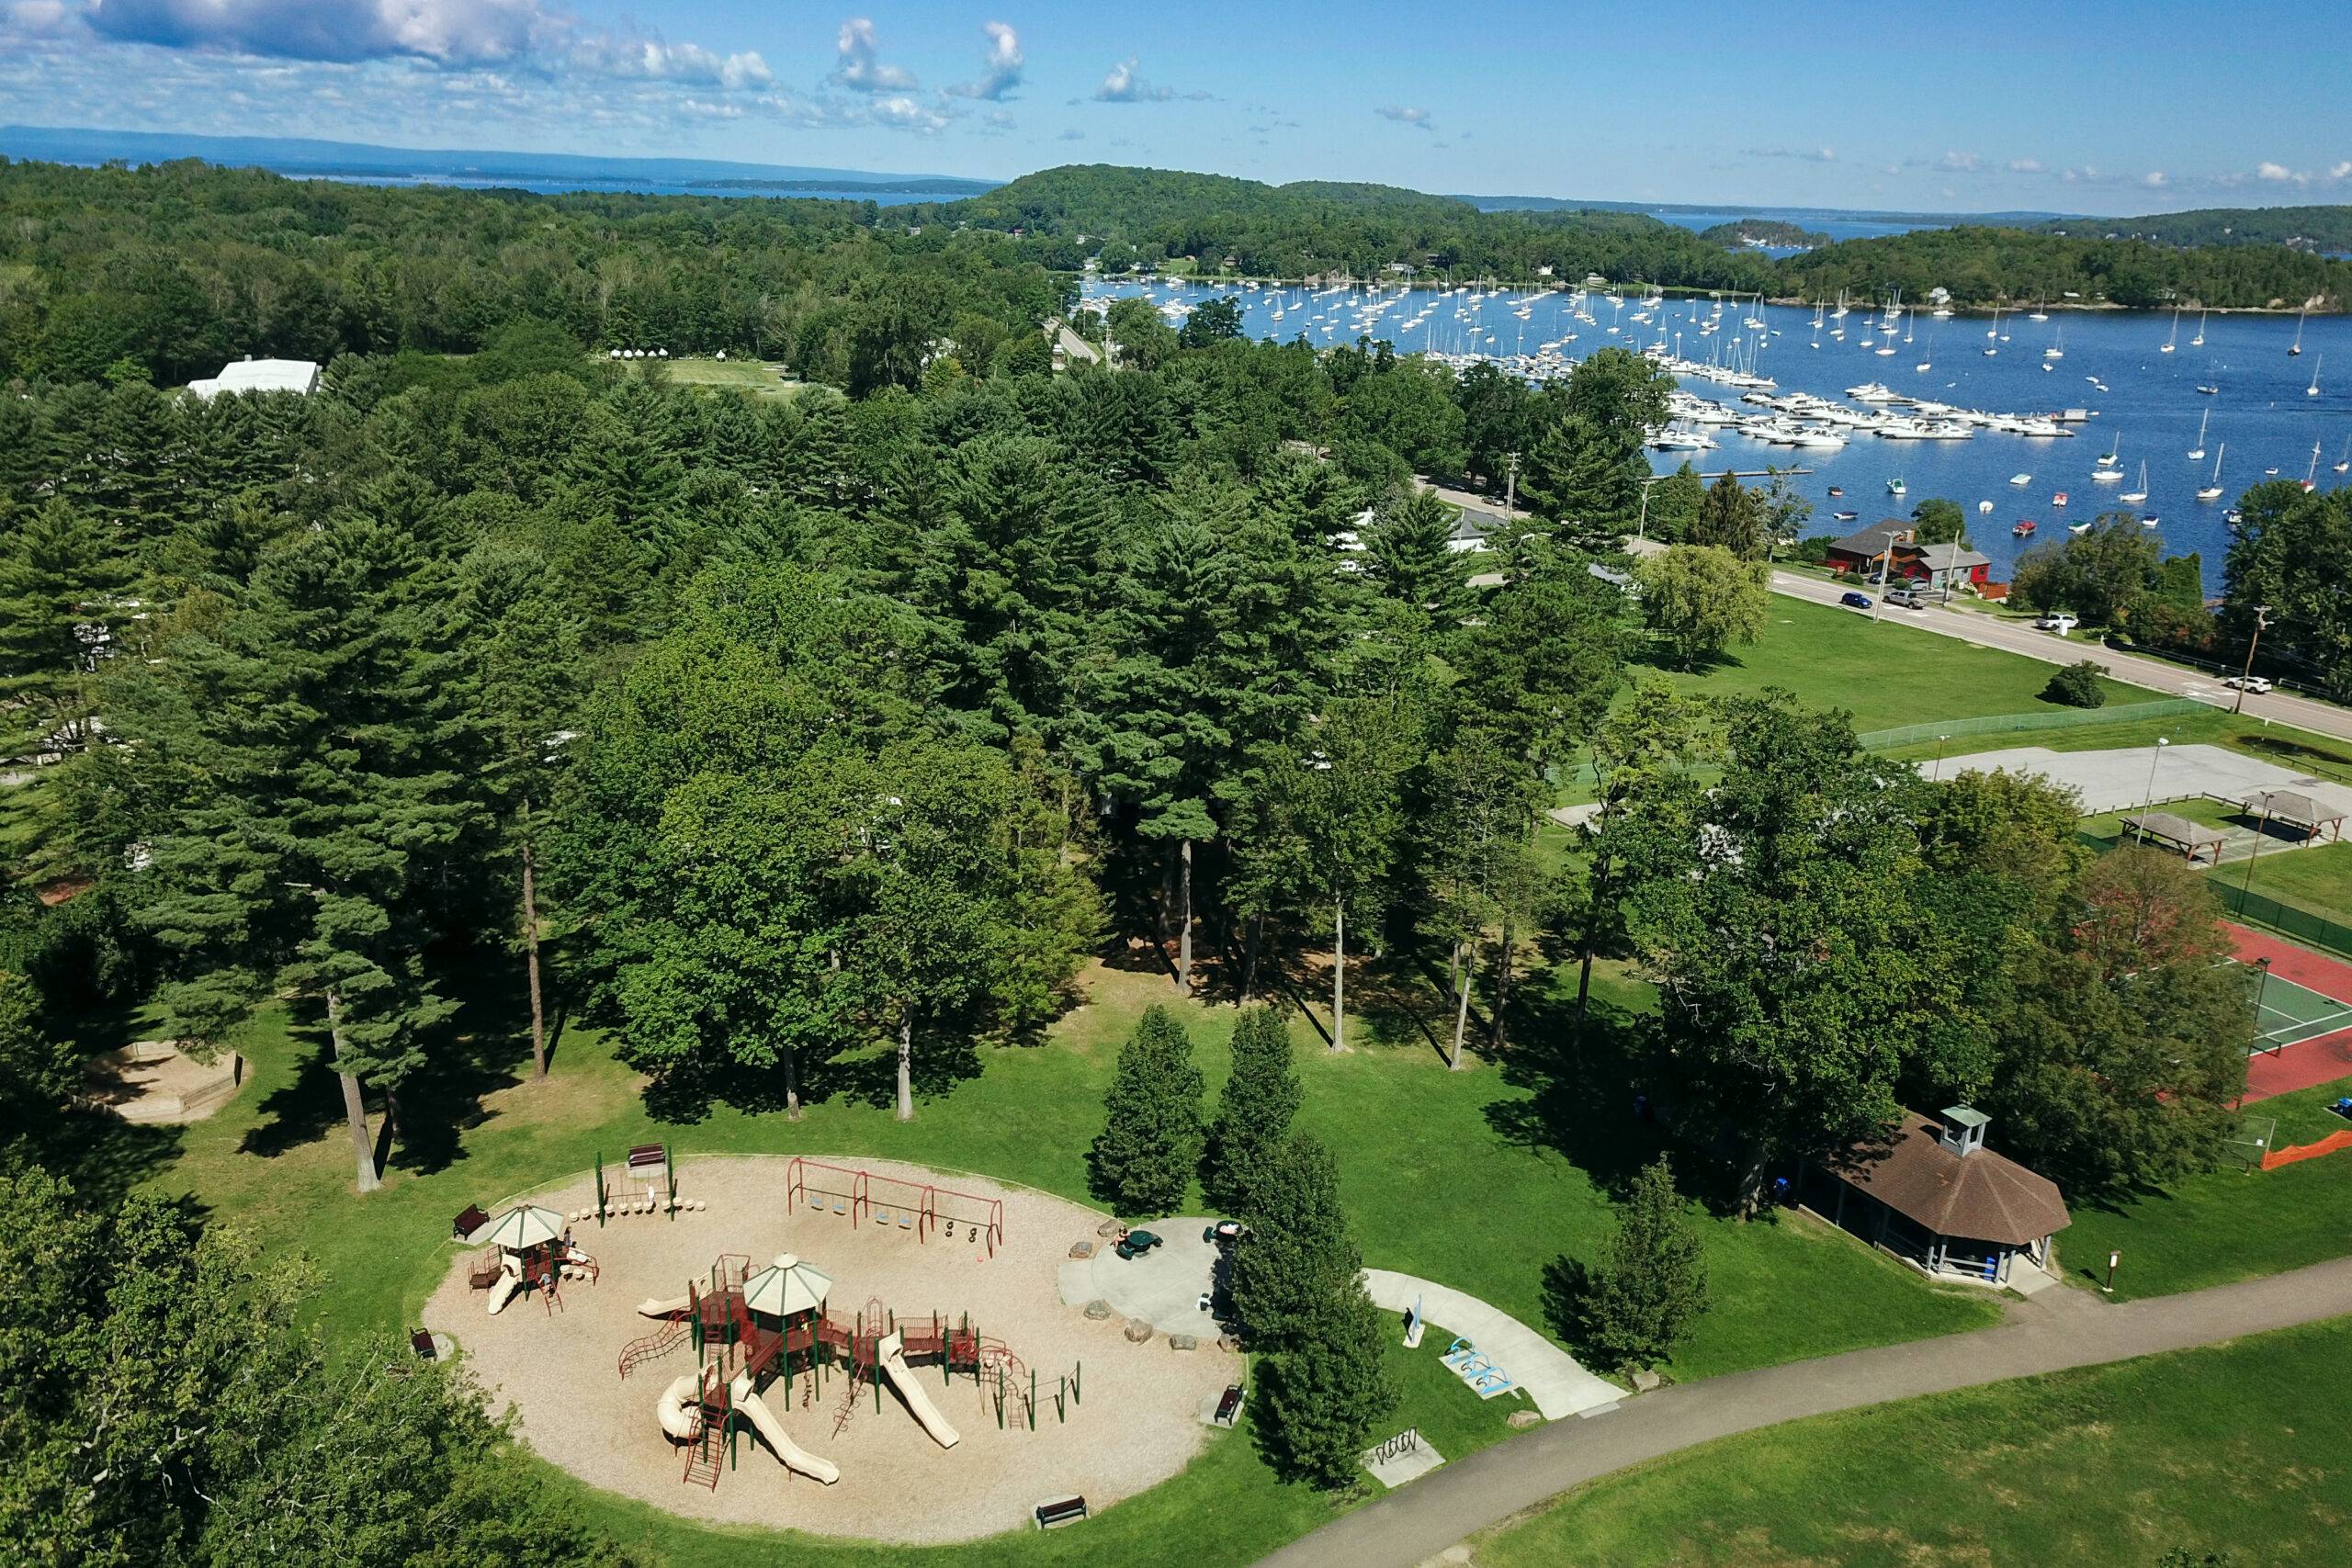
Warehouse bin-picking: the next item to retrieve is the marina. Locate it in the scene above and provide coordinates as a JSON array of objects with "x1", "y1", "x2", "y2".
[{"x1": 1086, "y1": 276, "x2": 2350, "y2": 591}]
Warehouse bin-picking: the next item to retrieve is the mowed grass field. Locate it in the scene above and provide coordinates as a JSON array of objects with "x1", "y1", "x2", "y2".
[
  {"x1": 615, "y1": 355, "x2": 808, "y2": 400},
  {"x1": 1475, "y1": 1314, "x2": 2352, "y2": 1568}
]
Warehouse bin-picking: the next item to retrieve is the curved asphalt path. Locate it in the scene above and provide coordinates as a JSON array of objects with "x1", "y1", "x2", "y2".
[{"x1": 1255, "y1": 1255, "x2": 2352, "y2": 1568}]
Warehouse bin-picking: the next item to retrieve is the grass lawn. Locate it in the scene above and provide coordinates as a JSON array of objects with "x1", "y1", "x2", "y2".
[
  {"x1": 1378, "y1": 1337, "x2": 1527, "y2": 1464},
  {"x1": 2077, "y1": 792, "x2": 2245, "y2": 846},
  {"x1": 2236, "y1": 840, "x2": 2352, "y2": 928},
  {"x1": 614, "y1": 355, "x2": 808, "y2": 400},
  {"x1": 2060, "y1": 1074, "x2": 2352, "y2": 1303},
  {"x1": 41, "y1": 944, "x2": 1998, "y2": 1566},
  {"x1": 1474, "y1": 1313, "x2": 2352, "y2": 1568},
  {"x1": 1645, "y1": 596, "x2": 2142, "y2": 734},
  {"x1": 1877, "y1": 706, "x2": 2352, "y2": 779}
]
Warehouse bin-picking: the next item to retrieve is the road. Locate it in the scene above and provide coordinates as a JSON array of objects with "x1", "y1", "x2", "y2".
[
  {"x1": 1255, "y1": 1254, "x2": 2352, "y2": 1568},
  {"x1": 1761, "y1": 567, "x2": 2352, "y2": 744}
]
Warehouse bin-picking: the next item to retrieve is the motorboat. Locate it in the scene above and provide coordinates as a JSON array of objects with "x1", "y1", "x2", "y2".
[{"x1": 2013, "y1": 519, "x2": 2037, "y2": 536}]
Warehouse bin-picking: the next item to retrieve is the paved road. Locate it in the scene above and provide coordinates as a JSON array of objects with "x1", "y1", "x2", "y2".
[
  {"x1": 1762, "y1": 568, "x2": 2352, "y2": 744},
  {"x1": 1256, "y1": 1254, "x2": 2352, "y2": 1568}
]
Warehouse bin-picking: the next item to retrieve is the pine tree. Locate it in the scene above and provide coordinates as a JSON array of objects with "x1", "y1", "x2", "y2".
[
  {"x1": 1577, "y1": 1156, "x2": 1711, "y2": 1371},
  {"x1": 1089, "y1": 1005, "x2": 1207, "y2": 1214},
  {"x1": 1364, "y1": 487, "x2": 1469, "y2": 639},
  {"x1": 139, "y1": 515, "x2": 477, "y2": 1192},
  {"x1": 1227, "y1": 1132, "x2": 1360, "y2": 1352},
  {"x1": 1201, "y1": 1006, "x2": 1302, "y2": 1213},
  {"x1": 1261, "y1": 1276, "x2": 1397, "y2": 1487},
  {"x1": 0, "y1": 498, "x2": 132, "y2": 761},
  {"x1": 1691, "y1": 471, "x2": 1766, "y2": 559},
  {"x1": 1520, "y1": 411, "x2": 1638, "y2": 551}
]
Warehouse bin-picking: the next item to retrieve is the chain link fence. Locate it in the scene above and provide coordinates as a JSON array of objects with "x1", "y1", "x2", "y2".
[{"x1": 1857, "y1": 697, "x2": 2209, "y2": 752}]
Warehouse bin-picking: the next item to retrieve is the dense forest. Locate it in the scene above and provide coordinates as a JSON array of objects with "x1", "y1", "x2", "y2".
[
  {"x1": 1697, "y1": 219, "x2": 1828, "y2": 249},
  {"x1": 2038, "y1": 204, "x2": 2352, "y2": 253}
]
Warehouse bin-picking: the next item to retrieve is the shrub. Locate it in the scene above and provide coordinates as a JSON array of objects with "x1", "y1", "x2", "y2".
[{"x1": 2041, "y1": 660, "x2": 2109, "y2": 708}]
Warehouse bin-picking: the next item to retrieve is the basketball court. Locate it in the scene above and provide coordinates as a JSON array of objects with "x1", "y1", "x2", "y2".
[{"x1": 2231, "y1": 925, "x2": 2352, "y2": 1104}]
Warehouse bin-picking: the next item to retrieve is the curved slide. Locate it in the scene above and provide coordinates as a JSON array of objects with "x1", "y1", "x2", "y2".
[
  {"x1": 487, "y1": 1261, "x2": 523, "y2": 1315},
  {"x1": 876, "y1": 1330, "x2": 960, "y2": 1450},
  {"x1": 637, "y1": 1293, "x2": 692, "y2": 1318},
  {"x1": 653, "y1": 1373, "x2": 840, "y2": 1485}
]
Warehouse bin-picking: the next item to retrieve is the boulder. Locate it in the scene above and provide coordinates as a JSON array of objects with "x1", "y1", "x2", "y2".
[
  {"x1": 1169, "y1": 1333, "x2": 1199, "y2": 1352},
  {"x1": 1096, "y1": 1218, "x2": 1126, "y2": 1237},
  {"x1": 1124, "y1": 1318, "x2": 1154, "y2": 1344},
  {"x1": 1084, "y1": 1299, "x2": 1115, "y2": 1321},
  {"x1": 1632, "y1": 1369, "x2": 1663, "y2": 1393},
  {"x1": 1507, "y1": 1409, "x2": 1544, "y2": 1430},
  {"x1": 1069, "y1": 1239, "x2": 1096, "y2": 1259}
]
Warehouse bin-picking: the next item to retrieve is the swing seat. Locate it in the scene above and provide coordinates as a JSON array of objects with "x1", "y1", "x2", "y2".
[{"x1": 898, "y1": 1213, "x2": 914, "y2": 1230}]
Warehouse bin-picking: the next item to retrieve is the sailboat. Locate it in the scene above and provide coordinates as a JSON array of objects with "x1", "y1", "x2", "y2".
[
  {"x1": 2160, "y1": 309, "x2": 2179, "y2": 354},
  {"x1": 2290, "y1": 307, "x2": 2307, "y2": 356},
  {"x1": 2336, "y1": 434, "x2": 2350, "y2": 475},
  {"x1": 1984, "y1": 308, "x2": 2000, "y2": 356},
  {"x1": 2304, "y1": 442, "x2": 2323, "y2": 491},
  {"x1": 2197, "y1": 445, "x2": 2226, "y2": 502},
  {"x1": 2188, "y1": 409, "x2": 2209, "y2": 460},
  {"x1": 2092, "y1": 434, "x2": 2124, "y2": 482},
  {"x1": 2120, "y1": 461, "x2": 2149, "y2": 504},
  {"x1": 2043, "y1": 325, "x2": 2064, "y2": 361},
  {"x1": 2191, "y1": 310, "x2": 2207, "y2": 348},
  {"x1": 2309, "y1": 355, "x2": 2323, "y2": 398},
  {"x1": 2029, "y1": 299, "x2": 2049, "y2": 322}
]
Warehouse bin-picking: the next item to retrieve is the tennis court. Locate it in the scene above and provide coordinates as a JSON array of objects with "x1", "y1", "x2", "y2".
[
  {"x1": 2232, "y1": 924, "x2": 2352, "y2": 1104},
  {"x1": 2248, "y1": 968, "x2": 2352, "y2": 1055}
]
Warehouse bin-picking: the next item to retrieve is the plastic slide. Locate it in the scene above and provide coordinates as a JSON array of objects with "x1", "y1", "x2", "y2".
[
  {"x1": 486, "y1": 1261, "x2": 523, "y2": 1315},
  {"x1": 636, "y1": 1293, "x2": 693, "y2": 1318},
  {"x1": 729, "y1": 1374, "x2": 842, "y2": 1484},
  {"x1": 875, "y1": 1330, "x2": 960, "y2": 1450},
  {"x1": 655, "y1": 1373, "x2": 700, "y2": 1440}
]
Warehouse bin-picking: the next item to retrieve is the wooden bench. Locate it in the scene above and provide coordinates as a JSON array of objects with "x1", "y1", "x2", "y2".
[
  {"x1": 451, "y1": 1204, "x2": 490, "y2": 1241},
  {"x1": 1214, "y1": 1384, "x2": 1244, "y2": 1427},
  {"x1": 410, "y1": 1329, "x2": 438, "y2": 1360},
  {"x1": 627, "y1": 1143, "x2": 666, "y2": 1173},
  {"x1": 1035, "y1": 1496, "x2": 1089, "y2": 1530}
]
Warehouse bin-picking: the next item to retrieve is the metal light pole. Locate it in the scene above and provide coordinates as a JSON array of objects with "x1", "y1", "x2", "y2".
[
  {"x1": 2254, "y1": 956, "x2": 2276, "y2": 1054},
  {"x1": 1932, "y1": 734, "x2": 1951, "y2": 783},
  {"x1": 2233, "y1": 605, "x2": 2272, "y2": 714},
  {"x1": 2242, "y1": 796, "x2": 2272, "y2": 893},
  {"x1": 2134, "y1": 737, "x2": 2169, "y2": 845}
]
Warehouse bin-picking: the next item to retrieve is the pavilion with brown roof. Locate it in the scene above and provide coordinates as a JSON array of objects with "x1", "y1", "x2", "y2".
[
  {"x1": 2244, "y1": 788, "x2": 2347, "y2": 844},
  {"x1": 1794, "y1": 1107, "x2": 2070, "y2": 1290}
]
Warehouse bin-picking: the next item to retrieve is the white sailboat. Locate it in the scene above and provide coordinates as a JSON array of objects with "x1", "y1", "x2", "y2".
[
  {"x1": 2309, "y1": 355, "x2": 2323, "y2": 398},
  {"x1": 2043, "y1": 324, "x2": 2064, "y2": 361},
  {"x1": 2092, "y1": 434, "x2": 2124, "y2": 482},
  {"x1": 2188, "y1": 409, "x2": 2209, "y2": 461},
  {"x1": 2120, "y1": 461, "x2": 2148, "y2": 504},
  {"x1": 2191, "y1": 310, "x2": 2206, "y2": 348},
  {"x1": 2290, "y1": 308, "x2": 2306, "y2": 356},
  {"x1": 2336, "y1": 434, "x2": 2351, "y2": 475},
  {"x1": 2160, "y1": 309, "x2": 2179, "y2": 354},
  {"x1": 2197, "y1": 445, "x2": 2225, "y2": 502}
]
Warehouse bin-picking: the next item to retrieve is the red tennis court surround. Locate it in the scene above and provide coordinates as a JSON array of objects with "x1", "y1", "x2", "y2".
[{"x1": 2230, "y1": 923, "x2": 2352, "y2": 1105}]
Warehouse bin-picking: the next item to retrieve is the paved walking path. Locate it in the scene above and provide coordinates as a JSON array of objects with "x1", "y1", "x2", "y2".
[
  {"x1": 1362, "y1": 1269, "x2": 1623, "y2": 1420},
  {"x1": 1257, "y1": 1254, "x2": 2352, "y2": 1568}
]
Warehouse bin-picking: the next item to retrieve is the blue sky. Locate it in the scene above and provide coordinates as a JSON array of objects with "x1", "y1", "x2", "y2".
[{"x1": 2, "y1": 0, "x2": 2346, "y2": 213}]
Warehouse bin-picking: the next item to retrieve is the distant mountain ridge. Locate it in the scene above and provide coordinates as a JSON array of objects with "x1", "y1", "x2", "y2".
[{"x1": 0, "y1": 125, "x2": 996, "y2": 195}]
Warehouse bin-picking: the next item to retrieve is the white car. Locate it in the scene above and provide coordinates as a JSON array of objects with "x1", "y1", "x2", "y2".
[
  {"x1": 2035, "y1": 614, "x2": 2078, "y2": 635},
  {"x1": 2224, "y1": 675, "x2": 2273, "y2": 694}
]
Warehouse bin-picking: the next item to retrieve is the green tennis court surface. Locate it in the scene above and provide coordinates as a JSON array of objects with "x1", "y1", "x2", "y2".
[{"x1": 2247, "y1": 967, "x2": 2352, "y2": 1055}]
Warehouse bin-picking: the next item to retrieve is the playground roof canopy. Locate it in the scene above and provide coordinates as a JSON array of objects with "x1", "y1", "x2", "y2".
[
  {"x1": 480, "y1": 1204, "x2": 567, "y2": 1251},
  {"x1": 742, "y1": 1252, "x2": 832, "y2": 1317}
]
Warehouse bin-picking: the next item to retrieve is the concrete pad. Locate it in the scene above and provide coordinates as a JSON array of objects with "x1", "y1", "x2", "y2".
[
  {"x1": 1056, "y1": 1259, "x2": 1093, "y2": 1307},
  {"x1": 1363, "y1": 1269, "x2": 1623, "y2": 1421},
  {"x1": 1091, "y1": 1218, "x2": 1227, "y2": 1337},
  {"x1": 1545, "y1": 803, "x2": 1602, "y2": 831},
  {"x1": 1363, "y1": 1434, "x2": 1446, "y2": 1488},
  {"x1": 1927, "y1": 743, "x2": 2352, "y2": 819}
]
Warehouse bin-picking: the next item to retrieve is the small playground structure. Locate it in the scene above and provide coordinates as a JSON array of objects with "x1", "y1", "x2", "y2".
[
  {"x1": 785, "y1": 1156, "x2": 1005, "y2": 1256},
  {"x1": 1440, "y1": 1337, "x2": 1519, "y2": 1400},
  {"x1": 476, "y1": 1204, "x2": 599, "y2": 1316}
]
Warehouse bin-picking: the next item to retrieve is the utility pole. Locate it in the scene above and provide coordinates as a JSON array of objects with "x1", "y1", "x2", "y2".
[
  {"x1": 2233, "y1": 604, "x2": 2272, "y2": 714},
  {"x1": 2134, "y1": 737, "x2": 2169, "y2": 844},
  {"x1": 1503, "y1": 450, "x2": 1519, "y2": 520}
]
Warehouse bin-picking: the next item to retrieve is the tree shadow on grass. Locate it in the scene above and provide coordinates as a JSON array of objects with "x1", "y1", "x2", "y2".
[
  {"x1": 236, "y1": 1001, "x2": 346, "y2": 1161},
  {"x1": 383, "y1": 946, "x2": 545, "y2": 1178},
  {"x1": 1478, "y1": 992, "x2": 1691, "y2": 1207},
  {"x1": 10, "y1": 1106, "x2": 187, "y2": 1209}
]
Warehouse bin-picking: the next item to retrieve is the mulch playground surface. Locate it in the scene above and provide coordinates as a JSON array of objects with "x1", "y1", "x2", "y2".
[{"x1": 424, "y1": 1156, "x2": 1236, "y2": 1544}]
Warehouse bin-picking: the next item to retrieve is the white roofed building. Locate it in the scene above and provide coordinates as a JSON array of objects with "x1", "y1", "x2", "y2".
[{"x1": 187, "y1": 356, "x2": 321, "y2": 400}]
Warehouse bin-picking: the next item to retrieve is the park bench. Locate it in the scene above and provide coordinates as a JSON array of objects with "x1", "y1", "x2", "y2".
[
  {"x1": 451, "y1": 1204, "x2": 490, "y2": 1241},
  {"x1": 410, "y1": 1329, "x2": 438, "y2": 1360},
  {"x1": 1035, "y1": 1496, "x2": 1089, "y2": 1529},
  {"x1": 627, "y1": 1143, "x2": 666, "y2": 1172},
  {"x1": 1214, "y1": 1384, "x2": 1244, "y2": 1427}
]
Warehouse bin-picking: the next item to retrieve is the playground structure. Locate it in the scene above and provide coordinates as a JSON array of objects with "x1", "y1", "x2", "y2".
[
  {"x1": 1440, "y1": 1337, "x2": 1519, "y2": 1400},
  {"x1": 625, "y1": 1248, "x2": 1082, "y2": 1494},
  {"x1": 420, "y1": 1154, "x2": 1238, "y2": 1544},
  {"x1": 786, "y1": 1156, "x2": 1004, "y2": 1257}
]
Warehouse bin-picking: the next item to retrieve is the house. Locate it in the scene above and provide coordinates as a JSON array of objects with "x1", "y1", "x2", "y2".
[
  {"x1": 187, "y1": 356, "x2": 321, "y2": 400},
  {"x1": 1795, "y1": 1107, "x2": 2070, "y2": 1290},
  {"x1": 1824, "y1": 522, "x2": 1913, "y2": 577},
  {"x1": 1902, "y1": 541, "x2": 1993, "y2": 593}
]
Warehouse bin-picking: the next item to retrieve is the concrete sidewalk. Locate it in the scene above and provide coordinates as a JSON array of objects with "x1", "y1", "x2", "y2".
[
  {"x1": 1257, "y1": 1254, "x2": 2352, "y2": 1568},
  {"x1": 1362, "y1": 1269, "x2": 1623, "y2": 1421}
]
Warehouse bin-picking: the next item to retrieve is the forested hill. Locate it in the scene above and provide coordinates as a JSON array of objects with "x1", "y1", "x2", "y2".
[
  {"x1": 936, "y1": 165, "x2": 2350, "y2": 310},
  {"x1": 2034, "y1": 205, "x2": 2352, "y2": 253}
]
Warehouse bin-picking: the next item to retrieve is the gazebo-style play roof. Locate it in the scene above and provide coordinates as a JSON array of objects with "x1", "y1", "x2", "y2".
[
  {"x1": 2244, "y1": 789, "x2": 2348, "y2": 842},
  {"x1": 2121, "y1": 810, "x2": 2229, "y2": 863}
]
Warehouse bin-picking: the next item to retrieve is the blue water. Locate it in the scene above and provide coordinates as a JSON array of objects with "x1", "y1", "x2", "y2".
[
  {"x1": 1646, "y1": 209, "x2": 1933, "y2": 245},
  {"x1": 1088, "y1": 278, "x2": 2351, "y2": 592}
]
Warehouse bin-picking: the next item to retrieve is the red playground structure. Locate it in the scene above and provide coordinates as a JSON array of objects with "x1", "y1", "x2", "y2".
[{"x1": 784, "y1": 1156, "x2": 1005, "y2": 1257}]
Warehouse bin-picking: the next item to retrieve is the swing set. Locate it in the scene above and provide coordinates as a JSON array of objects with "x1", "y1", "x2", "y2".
[{"x1": 783, "y1": 1156, "x2": 1005, "y2": 1256}]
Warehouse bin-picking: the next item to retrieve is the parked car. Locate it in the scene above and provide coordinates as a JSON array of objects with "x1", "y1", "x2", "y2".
[
  {"x1": 1885, "y1": 587, "x2": 1928, "y2": 609},
  {"x1": 2035, "y1": 613, "x2": 2079, "y2": 635},
  {"x1": 2224, "y1": 675, "x2": 2273, "y2": 694},
  {"x1": 1114, "y1": 1229, "x2": 1163, "y2": 1260},
  {"x1": 1839, "y1": 591, "x2": 1873, "y2": 610}
]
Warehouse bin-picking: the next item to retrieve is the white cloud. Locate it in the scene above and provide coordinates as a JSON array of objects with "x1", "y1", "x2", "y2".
[
  {"x1": 2257, "y1": 160, "x2": 2293, "y2": 181},
  {"x1": 577, "y1": 35, "x2": 771, "y2": 90},
  {"x1": 81, "y1": 0, "x2": 549, "y2": 66},
  {"x1": 2143, "y1": 170, "x2": 2167, "y2": 187},
  {"x1": 946, "y1": 20, "x2": 1022, "y2": 100},
  {"x1": 1939, "y1": 150, "x2": 1979, "y2": 172},
  {"x1": 831, "y1": 17, "x2": 914, "y2": 93},
  {"x1": 1374, "y1": 105, "x2": 1432, "y2": 131},
  {"x1": 2007, "y1": 157, "x2": 2041, "y2": 174},
  {"x1": 1093, "y1": 55, "x2": 1170, "y2": 102},
  {"x1": 2330, "y1": 161, "x2": 2352, "y2": 180},
  {"x1": 868, "y1": 93, "x2": 945, "y2": 132},
  {"x1": 1749, "y1": 144, "x2": 1835, "y2": 164}
]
